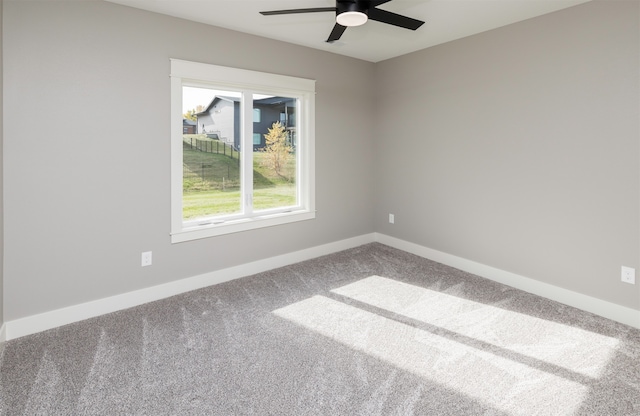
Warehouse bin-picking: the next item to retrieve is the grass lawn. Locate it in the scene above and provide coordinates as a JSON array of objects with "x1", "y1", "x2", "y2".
[
  {"x1": 183, "y1": 185, "x2": 296, "y2": 219},
  {"x1": 182, "y1": 136, "x2": 296, "y2": 219}
]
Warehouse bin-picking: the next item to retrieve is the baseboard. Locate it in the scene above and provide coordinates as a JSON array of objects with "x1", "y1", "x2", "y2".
[
  {"x1": 5, "y1": 233, "x2": 377, "y2": 340},
  {"x1": 7, "y1": 232, "x2": 637, "y2": 340},
  {"x1": 375, "y1": 233, "x2": 640, "y2": 329}
]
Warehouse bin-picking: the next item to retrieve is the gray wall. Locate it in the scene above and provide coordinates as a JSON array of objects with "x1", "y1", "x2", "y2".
[
  {"x1": 374, "y1": 0, "x2": 640, "y2": 310},
  {"x1": 3, "y1": 0, "x2": 639, "y2": 323},
  {"x1": 2, "y1": 1, "x2": 375, "y2": 321}
]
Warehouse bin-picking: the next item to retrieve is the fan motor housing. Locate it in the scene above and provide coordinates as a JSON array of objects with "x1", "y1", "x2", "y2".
[{"x1": 337, "y1": 0, "x2": 369, "y2": 16}]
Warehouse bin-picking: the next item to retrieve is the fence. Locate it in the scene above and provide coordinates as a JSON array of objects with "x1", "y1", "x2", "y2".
[
  {"x1": 183, "y1": 137, "x2": 240, "y2": 191},
  {"x1": 183, "y1": 137, "x2": 239, "y2": 160},
  {"x1": 183, "y1": 163, "x2": 240, "y2": 191}
]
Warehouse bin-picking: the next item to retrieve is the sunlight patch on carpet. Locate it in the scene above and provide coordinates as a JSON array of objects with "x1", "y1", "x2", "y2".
[
  {"x1": 332, "y1": 275, "x2": 618, "y2": 379},
  {"x1": 271, "y1": 275, "x2": 621, "y2": 415}
]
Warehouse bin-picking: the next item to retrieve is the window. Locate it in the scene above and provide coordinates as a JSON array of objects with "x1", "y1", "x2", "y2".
[{"x1": 170, "y1": 59, "x2": 316, "y2": 242}]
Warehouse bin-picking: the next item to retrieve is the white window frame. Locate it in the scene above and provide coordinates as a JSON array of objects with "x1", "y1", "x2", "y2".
[{"x1": 170, "y1": 59, "x2": 316, "y2": 243}]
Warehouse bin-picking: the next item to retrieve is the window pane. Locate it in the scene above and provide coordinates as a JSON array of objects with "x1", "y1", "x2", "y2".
[
  {"x1": 253, "y1": 94, "x2": 297, "y2": 211},
  {"x1": 182, "y1": 86, "x2": 242, "y2": 220}
]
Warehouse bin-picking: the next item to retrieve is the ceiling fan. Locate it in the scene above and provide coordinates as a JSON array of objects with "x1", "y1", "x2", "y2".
[{"x1": 260, "y1": 0, "x2": 425, "y2": 43}]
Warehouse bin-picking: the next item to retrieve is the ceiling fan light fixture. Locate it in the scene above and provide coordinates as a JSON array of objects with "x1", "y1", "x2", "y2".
[{"x1": 336, "y1": 11, "x2": 367, "y2": 27}]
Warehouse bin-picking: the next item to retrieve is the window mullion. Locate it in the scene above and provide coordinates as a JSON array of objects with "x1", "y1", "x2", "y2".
[{"x1": 241, "y1": 91, "x2": 254, "y2": 214}]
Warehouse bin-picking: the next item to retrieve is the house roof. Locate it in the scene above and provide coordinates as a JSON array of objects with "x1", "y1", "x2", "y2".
[
  {"x1": 196, "y1": 96, "x2": 239, "y2": 116},
  {"x1": 183, "y1": 118, "x2": 196, "y2": 126},
  {"x1": 196, "y1": 95, "x2": 295, "y2": 116},
  {"x1": 254, "y1": 96, "x2": 295, "y2": 106}
]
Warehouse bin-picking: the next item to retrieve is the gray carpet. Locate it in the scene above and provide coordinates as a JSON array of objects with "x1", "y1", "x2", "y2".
[{"x1": 0, "y1": 243, "x2": 639, "y2": 415}]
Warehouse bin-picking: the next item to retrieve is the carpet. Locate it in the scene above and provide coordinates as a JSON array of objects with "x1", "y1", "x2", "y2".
[{"x1": 1, "y1": 243, "x2": 638, "y2": 415}]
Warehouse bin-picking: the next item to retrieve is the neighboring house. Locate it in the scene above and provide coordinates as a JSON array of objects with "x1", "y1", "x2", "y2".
[
  {"x1": 183, "y1": 118, "x2": 196, "y2": 134},
  {"x1": 253, "y1": 96, "x2": 296, "y2": 149},
  {"x1": 196, "y1": 95, "x2": 296, "y2": 150},
  {"x1": 196, "y1": 96, "x2": 239, "y2": 147}
]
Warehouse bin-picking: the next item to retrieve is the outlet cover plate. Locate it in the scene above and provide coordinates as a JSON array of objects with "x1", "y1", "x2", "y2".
[
  {"x1": 621, "y1": 266, "x2": 635, "y2": 284},
  {"x1": 141, "y1": 251, "x2": 153, "y2": 267}
]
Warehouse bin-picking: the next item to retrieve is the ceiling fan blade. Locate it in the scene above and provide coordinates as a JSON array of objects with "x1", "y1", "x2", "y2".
[
  {"x1": 370, "y1": 0, "x2": 393, "y2": 6},
  {"x1": 260, "y1": 7, "x2": 336, "y2": 16},
  {"x1": 368, "y1": 8, "x2": 424, "y2": 30},
  {"x1": 326, "y1": 23, "x2": 347, "y2": 42}
]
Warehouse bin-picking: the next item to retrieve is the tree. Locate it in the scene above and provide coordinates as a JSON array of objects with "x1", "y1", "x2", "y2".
[
  {"x1": 183, "y1": 105, "x2": 205, "y2": 122},
  {"x1": 262, "y1": 121, "x2": 292, "y2": 179}
]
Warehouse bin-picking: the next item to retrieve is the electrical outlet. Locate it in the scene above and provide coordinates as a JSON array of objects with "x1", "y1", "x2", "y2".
[
  {"x1": 621, "y1": 266, "x2": 635, "y2": 284},
  {"x1": 389, "y1": 213, "x2": 395, "y2": 224},
  {"x1": 141, "y1": 251, "x2": 153, "y2": 267}
]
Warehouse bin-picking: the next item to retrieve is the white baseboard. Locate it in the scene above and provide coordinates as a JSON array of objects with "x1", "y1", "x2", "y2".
[
  {"x1": 5, "y1": 233, "x2": 376, "y2": 340},
  {"x1": 375, "y1": 233, "x2": 640, "y2": 329},
  {"x1": 6, "y1": 231, "x2": 638, "y2": 340}
]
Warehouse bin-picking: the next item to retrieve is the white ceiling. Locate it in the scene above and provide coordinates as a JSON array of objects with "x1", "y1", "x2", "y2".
[{"x1": 106, "y1": 0, "x2": 591, "y2": 62}]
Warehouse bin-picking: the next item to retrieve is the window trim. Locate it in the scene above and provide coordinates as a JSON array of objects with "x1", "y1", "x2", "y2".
[{"x1": 170, "y1": 59, "x2": 316, "y2": 243}]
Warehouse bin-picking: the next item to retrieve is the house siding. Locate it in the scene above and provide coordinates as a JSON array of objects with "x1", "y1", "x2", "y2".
[{"x1": 197, "y1": 99, "x2": 237, "y2": 147}]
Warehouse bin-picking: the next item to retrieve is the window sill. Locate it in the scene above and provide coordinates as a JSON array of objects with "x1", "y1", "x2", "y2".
[{"x1": 171, "y1": 210, "x2": 316, "y2": 243}]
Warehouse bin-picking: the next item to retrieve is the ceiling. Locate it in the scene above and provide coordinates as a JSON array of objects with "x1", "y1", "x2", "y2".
[{"x1": 106, "y1": 0, "x2": 591, "y2": 62}]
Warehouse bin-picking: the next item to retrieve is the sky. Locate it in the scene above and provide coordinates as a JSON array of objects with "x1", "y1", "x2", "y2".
[
  {"x1": 183, "y1": 87, "x2": 275, "y2": 113},
  {"x1": 183, "y1": 86, "x2": 238, "y2": 113}
]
